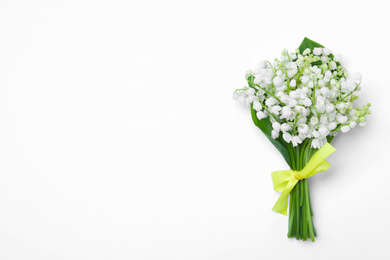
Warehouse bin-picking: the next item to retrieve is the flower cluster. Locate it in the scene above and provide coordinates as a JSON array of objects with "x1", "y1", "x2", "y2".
[{"x1": 233, "y1": 47, "x2": 371, "y2": 148}]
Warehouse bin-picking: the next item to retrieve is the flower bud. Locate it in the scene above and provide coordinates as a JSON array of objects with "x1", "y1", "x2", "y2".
[
  {"x1": 303, "y1": 48, "x2": 311, "y2": 55},
  {"x1": 290, "y1": 79, "x2": 296, "y2": 87}
]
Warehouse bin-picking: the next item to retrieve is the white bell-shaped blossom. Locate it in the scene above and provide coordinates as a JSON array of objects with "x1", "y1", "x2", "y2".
[
  {"x1": 271, "y1": 130, "x2": 279, "y2": 139},
  {"x1": 253, "y1": 100, "x2": 262, "y2": 111},
  {"x1": 265, "y1": 97, "x2": 277, "y2": 107},
  {"x1": 313, "y1": 48, "x2": 323, "y2": 56},
  {"x1": 272, "y1": 122, "x2": 281, "y2": 132},
  {"x1": 281, "y1": 123, "x2": 292, "y2": 132},
  {"x1": 327, "y1": 122, "x2": 337, "y2": 131},
  {"x1": 302, "y1": 98, "x2": 312, "y2": 107},
  {"x1": 326, "y1": 103, "x2": 335, "y2": 113},
  {"x1": 336, "y1": 113, "x2": 348, "y2": 124},
  {"x1": 298, "y1": 124, "x2": 309, "y2": 135},
  {"x1": 271, "y1": 105, "x2": 282, "y2": 115},
  {"x1": 301, "y1": 76, "x2": 310, "y2": 85},
  {"x1": 273, "y1": 76, "x2": 283, "y2": 87},
  {"x1": 291, "y1": 136, "x2": 302, "y2": 147},
  {"x1": 256, "y1": 111, "x2": 266, "y2": 120},
  {"x1": 341, "y1": 125, "x2": 350, "y2": 133},
  {"x1": 283, "y1": 132, "x2": 293, "y2": 143},
  {"x1": 280, "y1": 106, "x2": 293, "y2": 119}
]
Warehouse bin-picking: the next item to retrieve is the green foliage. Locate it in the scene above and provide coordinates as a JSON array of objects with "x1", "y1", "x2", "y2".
[
  {"x1": 298, "y1": 37, "x2": 324, "y2": 54},
  {"x1": 250, "y1": 105, "x2": 291, "y2": 166}
]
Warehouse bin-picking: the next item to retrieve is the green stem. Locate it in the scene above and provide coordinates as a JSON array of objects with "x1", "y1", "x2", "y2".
[
  {"x1": 302, "y1": 184, "x2": 307, "y2": 241},
  {"x1": 295, "y1": 182, "x2": 300, "y2": 239},
  {"x1": 305, "y1": 179, "x2": 315, "y2": 241},
  {"x1": 341, "y1": 83, "x2": 360, "y2": 101},
  {"x1": 287, "y1": 142, "x2": 317, "y2": 242},
  {"x1": 288, "y1": 186, "x2": 295, "y2": 238}
]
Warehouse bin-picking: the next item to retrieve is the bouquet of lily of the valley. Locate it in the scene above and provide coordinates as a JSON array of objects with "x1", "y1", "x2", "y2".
[{"x1": 233, "y1": 38, "x2": 371, "y2": 241}]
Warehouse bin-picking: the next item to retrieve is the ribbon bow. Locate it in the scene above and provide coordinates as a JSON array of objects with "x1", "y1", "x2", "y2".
[{"x1": 271, "y1": 143, "x2": 336, "y2": 215}]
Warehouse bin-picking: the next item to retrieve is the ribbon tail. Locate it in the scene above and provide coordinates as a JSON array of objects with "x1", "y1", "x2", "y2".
[
  {"x1": 272, "y1": 190, "x2": 289, "y2": 215},
  {"x1": 272, "y1": 179, "x2": 298, "y2": 215}
]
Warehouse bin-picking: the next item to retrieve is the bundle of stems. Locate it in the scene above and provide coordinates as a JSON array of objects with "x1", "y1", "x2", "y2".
[{"x1": 286, "y1": 139, "x2": 318, "y2": 241}]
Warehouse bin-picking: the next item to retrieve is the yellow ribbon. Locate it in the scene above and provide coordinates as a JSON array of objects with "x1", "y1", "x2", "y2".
[{"x1": 271, "y1": 143, "x2": 336, "y2": 215}]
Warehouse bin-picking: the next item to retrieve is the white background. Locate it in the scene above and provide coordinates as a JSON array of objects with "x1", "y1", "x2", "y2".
[{"x1": 0, "y1": 0, "x2": 389, "y2": 259}]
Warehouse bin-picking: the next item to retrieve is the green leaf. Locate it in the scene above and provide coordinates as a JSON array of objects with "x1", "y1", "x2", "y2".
[
  {"x1": 298, "y1": 37, "x2": 324, "y2": 54},
  {"x1": 250, "y1": 105, "x2": 272, "y2": 135},
  {"x1": 246, "y1": 75, "x2": 255, "y2": 89},
  {"x1": 250, "y1": 106, "x2": 291, "y2": 166},
  {"x1": 326, "y1": 135, "x2": 335, "y2": 143}
]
